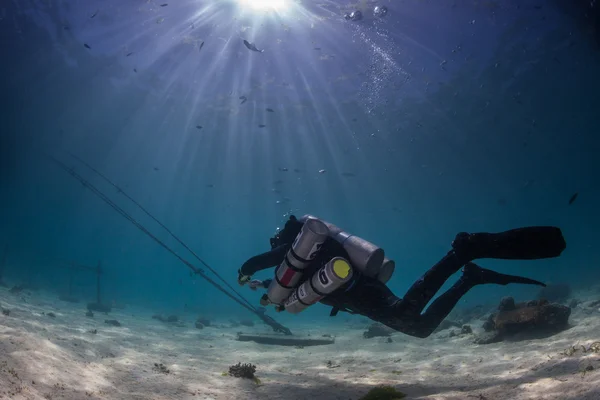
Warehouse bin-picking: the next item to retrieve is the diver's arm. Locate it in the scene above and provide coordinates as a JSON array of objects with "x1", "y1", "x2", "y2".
[{"x1": 238, "y1": 245, "x2": 288, "y2": 284}]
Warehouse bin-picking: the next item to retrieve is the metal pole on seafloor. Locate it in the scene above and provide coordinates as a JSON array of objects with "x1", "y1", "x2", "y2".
[
  {"x1": 49, "y1": 154, "x2": 292, "y2": 334},
  {"x1": 0, "y1": 243, "x2": 6, "y2": 285},
  {"x1": 96, "y1": 260, "x2": 102, "y2": 305}
]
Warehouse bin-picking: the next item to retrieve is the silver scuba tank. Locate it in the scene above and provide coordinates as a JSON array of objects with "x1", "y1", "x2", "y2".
[
  {"x1": 300, "y1": 214, "x2": 385, "y2": 278},
  {"x1": 264, "y1": 218, "x2": 329, "y2": 305},
  {"x1": 376, "y1": 257, "x2": 395, "y2": 284},
  {"x1": 282, "y1": 257, "x2": 353, "y2": 314}
]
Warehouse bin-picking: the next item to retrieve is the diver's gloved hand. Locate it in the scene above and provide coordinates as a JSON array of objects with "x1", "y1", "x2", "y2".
[
  {"x1": 237, "y1": 269, "x2": 252, "y2": 286},
  {"x1": 248, "y1": 279, "x2": 265, "y2": 290}
]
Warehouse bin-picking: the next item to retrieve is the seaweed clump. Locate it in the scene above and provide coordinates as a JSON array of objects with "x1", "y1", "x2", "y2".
[
  {"x1": 228, "y1": 362, "x2": 256, "y2": 379},
  {"x1": 359, "y1": 385, "x2": 406, "y2": 400}
]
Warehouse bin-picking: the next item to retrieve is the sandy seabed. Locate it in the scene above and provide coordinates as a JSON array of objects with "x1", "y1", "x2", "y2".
[{"x1": 1, "y1": 285, "x2": 600, "y2": 400}]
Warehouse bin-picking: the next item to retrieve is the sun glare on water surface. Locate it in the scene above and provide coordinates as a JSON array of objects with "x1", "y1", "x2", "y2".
[{"x1": 237, "y1": 0, "x2": 289, "y2": 12}]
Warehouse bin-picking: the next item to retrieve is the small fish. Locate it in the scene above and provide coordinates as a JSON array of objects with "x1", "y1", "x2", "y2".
[
  {"x1": 341, "y1": 172, "x2": 356, "y2": 177},
  {"x1": 84, "y1": 43, "x2": 91, "y2": 49},
  {"x1": 273, "y1": 180, "x2": 284, "y2": 185},
  {"x1": 160, "y1": 3, "x2": 168, "y2": 6},
  {"x1": 63, "y1": 25, "x2": 70, "y2": 30},
  {"x1": 243, "y1": 39, "x2": 264, "y2": 53},
  {"x1": 258, "y1": 124, "x2": 266, "y2": 128},
  {"x1": 293, "y1": 169, "x2": 302, "y2": 173},
  {"x1": 206, "y1": 184, "x2": 214, "y2": 188},
  {"x1": 156, "y1": 17, "x2": 164, "y2": 24},
  {"x1": 126, "y1": 52, "x2": 134, "y2": 57},
  {"x1": 239, "y1": 96, "x2": 247, "y2": 104},
  {"x1": 90, "y1": 10, "x2": 98, "y2": 19},
  {"x1": 314, "y1": 47, "x2": 321, "y2": 50},
  {"x1": 153, "y1": 167, "x2": 159, "y2": 171},
  {"x1": 199, "y1": 41, "x2": 205, "y2": 51},
  {"x1": 133, "y1": 68, "x2": 137, "y2": 73},
  {"x1": 278, "y1": 167, "x2": 288, "y2": 172},
  {"x1": 318, "y1": 169, "x2": 326, "y2": 174},
  {"x1": 568, "y1": 192, "x2": 578, "y2": 205},
  {"x1": 266, "y1": 108, "x2": 274, "y2": 112},
  {"x1": 196, "y1": 125, "x2": 203, "y2": 130}
]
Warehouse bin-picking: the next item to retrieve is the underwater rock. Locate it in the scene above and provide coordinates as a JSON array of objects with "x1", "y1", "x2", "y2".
[
  {"x1": 228, "y1": 362, "x2": 256, "y2": 379},
  {"x1": 461, "y1": 325, "x2": 473, "y2": 335},
  {"x1": 87, "y1": 329, "x2": 97, "y2": 334},
  {"x1": 358, "y1": 385, "x2": 406, "y2": 400},
  {"x1": 537, "y1": 283, "x2": 571, "y2": 303},
  {"x1": 363, "y1": 323, "x2": 395, "y2": 338},
  {"x1": 1, "y1": 308, "x2": 9, "y2": 316},
  {"x1": 153, "y1": 314, "x2": 185, "y2": 328},
  {"x1": 195, "y1": 320, "x2": 204, "y2": 329},
  {"x1": 476, "y1": 297, "x2": 570, "y2": 344},
  {"x1": 86, "y1": 311, "x2": 94, "y2": 318},
  {"x1": 196, "y1": 317, "x2": 211, "y2": 327},
  {"x1": 152, "y1": 314, "x2": 179, "y2": 323},
  {"x1": 46, "y1": 312, "x2": 56, "y2": 318},
  {"x1": 498, "y1": 296, "x2": 516, "y2": 312},
  {"x1": 87, "y1": 303, "x2": 112, "y2": 313},
  {"x1": 9, "y1": 285, "x2": 24, "y2": 294},
  {"x1": 153, "y1": 363, "x2": 170, "y2": 374},
  {"x1": 104, "y1": 319, "x2": 121, "y2": 327}
]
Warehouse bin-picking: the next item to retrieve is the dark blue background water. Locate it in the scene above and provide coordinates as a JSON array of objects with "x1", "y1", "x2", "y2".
[{"x1": 1, "y1": 0, "x2": 599, "y2": 325}]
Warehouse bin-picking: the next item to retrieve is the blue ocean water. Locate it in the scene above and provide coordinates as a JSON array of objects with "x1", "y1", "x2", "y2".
[{"x1": 0, "y1": 0, "x2": 599, "y2": 398}]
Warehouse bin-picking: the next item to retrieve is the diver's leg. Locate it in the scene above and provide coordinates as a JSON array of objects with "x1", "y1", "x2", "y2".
[
  {"x1": 413, "y1": 262, "x2": 547, "y2": 337},
  {"x1": 335, "y1": 274, "x2": 468, "y2": 339},
  {"x1": 400, "y1": 251, "x2": 465, "y2": 314},
  {"x1": 382, "y1": 263, "x2": 547, "y2": 338}
]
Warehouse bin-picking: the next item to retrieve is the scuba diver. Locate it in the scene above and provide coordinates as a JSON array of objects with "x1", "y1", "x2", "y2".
[{"x1": 237, "y1": 215, "x2": 567, "y2": 338}]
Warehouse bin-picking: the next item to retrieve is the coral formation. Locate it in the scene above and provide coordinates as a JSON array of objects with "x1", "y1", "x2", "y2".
[
  {"x1": 153, "y1": 363, "x2": 170, "y2": 374},
  {"x1": 476, "y1": 297, "x2": 570, "y2": 344},
  {"x1": 195, "y1": 316, "x2": 211, "y2": 329},
  {"x1": 228, "y1": 362, "x2": 256, "y2": 379}
]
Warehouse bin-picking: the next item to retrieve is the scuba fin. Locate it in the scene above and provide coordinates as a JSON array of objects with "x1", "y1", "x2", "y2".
[
  {"x1": 462, "y1": 262, "x2": 546, "y2": 287},
  {"x1": 452, "y1": 226, "x2": 566, "y2": 262}
]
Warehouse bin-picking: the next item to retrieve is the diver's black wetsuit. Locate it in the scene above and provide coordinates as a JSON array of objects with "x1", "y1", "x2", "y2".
[{"x1": 239, "y1": 216, "x2": 566, "y2": 339}]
